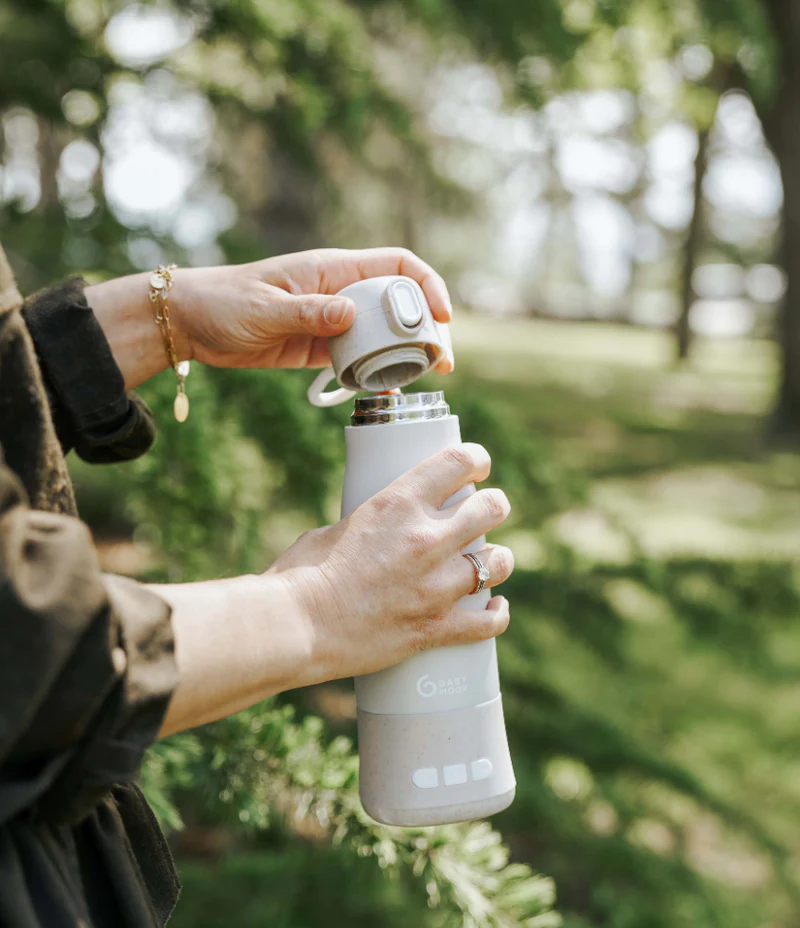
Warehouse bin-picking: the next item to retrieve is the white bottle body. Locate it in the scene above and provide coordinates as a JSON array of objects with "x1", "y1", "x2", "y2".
[{"x1": 342, "y1": 414, "x2": 515, "y2": 826}]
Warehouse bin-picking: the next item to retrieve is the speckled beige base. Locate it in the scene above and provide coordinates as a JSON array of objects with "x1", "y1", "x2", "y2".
[
  {"x1": 357, "y1": 695, "x2": 516, "y2": 827},
  {"x1": 363, "y1": 786, "x2": 517, "y2": 828}
]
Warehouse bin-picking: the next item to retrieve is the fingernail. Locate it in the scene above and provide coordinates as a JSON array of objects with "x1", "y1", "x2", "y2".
[
  {"x1": 437, "y1": 349, "x2": 454, "y2": 374},
  {"x1": 324, "y1": 300, "x2": 353, "y2": 326}
]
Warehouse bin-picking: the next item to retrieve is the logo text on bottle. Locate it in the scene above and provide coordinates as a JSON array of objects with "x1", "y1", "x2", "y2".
[{"x1": 416, "y1": 674, "x2": 468, "y2": 698}]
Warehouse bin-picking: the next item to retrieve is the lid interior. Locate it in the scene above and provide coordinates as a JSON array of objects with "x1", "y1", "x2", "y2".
[{"x1": 351, "y1": 345, "x2": 430, "y2": 391}]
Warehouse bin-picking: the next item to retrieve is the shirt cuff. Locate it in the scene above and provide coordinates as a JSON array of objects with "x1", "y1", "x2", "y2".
[
  {"x1": 33, "y1": 574, "x2": 178, "y2": 826},
  {"x1": 21, "y1": 277, "x2": 156, "y2": 464}
]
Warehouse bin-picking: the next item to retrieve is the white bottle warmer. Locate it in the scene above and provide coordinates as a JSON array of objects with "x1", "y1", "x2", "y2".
[{"x1": 308, "y1": 276, "x2": 515, "y2": 826}]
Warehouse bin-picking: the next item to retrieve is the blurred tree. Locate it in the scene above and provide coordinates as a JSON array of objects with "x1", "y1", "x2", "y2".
[
  {"x1": 645, "y1": 0, "x2": 800, "y2": 423},
  {"x1": 756, "y1": 0, "x2": 800, "y2": 435},
  {"x1": 676, "y1": 64, "x2": 733, "y2": 361},
  {"x1": 3, "y1": 1, "x2": 800, "y2": 927}
]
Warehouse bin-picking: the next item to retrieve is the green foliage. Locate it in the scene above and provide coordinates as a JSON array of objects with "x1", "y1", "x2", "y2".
[
  {"x1": 695, "y1": 0, "x2": 779, "y2": 101},
  {"x1": 0, "y1": 0, "x2": 111, "y2": 119},
  {"x1": 172, "y1": 847, "x2": 435, "y2": 928},
  {"x1": 92, "y1": 327, "x2": 800, "y2": 927},
  {"x1": 4, "y1": 0, "x2": 800, "y2": 926},
  {"x1": 144, "y1": 703, "x2": 559, "y2": 928}
]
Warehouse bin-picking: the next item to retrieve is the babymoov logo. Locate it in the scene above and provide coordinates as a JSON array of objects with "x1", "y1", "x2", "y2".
[{"x1": 416, "y1": 674, "x2": 468, "y2": 698}]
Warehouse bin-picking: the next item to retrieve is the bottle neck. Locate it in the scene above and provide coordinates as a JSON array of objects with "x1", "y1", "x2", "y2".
[{"x1": 351, "y1": 391, "x2": 450, "y2": 427}]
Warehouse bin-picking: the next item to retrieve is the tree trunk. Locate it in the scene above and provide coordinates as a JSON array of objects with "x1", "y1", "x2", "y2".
[
  {"x1": 760, "y1": 0, "x2": 800, "y2": 437},
  {"x1": 675, "y1": 125, "x2": 710, "y2": 361},
  {"x1": 37, "y1": 118, "x2": 61, "y2": 212}
]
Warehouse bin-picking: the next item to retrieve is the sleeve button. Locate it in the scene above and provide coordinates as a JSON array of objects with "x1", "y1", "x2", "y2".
[{"x1": 111, "y1": 647, "x2": 128, "y2": 675}]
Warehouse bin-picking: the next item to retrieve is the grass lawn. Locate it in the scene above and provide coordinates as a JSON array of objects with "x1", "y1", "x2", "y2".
[
  {"x1": 439, "y1": 316, "x2": 800, "y2": 927},
  {"x1": 450, "y1": 316, "x2": 795, "y2": 559}
]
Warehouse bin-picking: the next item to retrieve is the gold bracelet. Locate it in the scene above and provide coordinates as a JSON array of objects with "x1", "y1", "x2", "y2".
[{"x1": 149, "y1": 264, "x2": 190, "y2": 422}]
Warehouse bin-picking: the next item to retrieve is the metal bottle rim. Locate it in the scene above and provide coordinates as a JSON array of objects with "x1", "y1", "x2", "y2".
[{"x1": 351, "y1": 391, "x2": 450, "y2": 426}]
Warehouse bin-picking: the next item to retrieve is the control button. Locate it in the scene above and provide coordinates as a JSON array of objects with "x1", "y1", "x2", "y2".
[
  {"x1": 412, "y1": 767, "x2": 439, "y2": 789},
  {"x1": 388, "y1": 280, "x2": 423, "y2": 328},
  {"x1": 471, "y1": 758, "x2": 493, "y2": 782},
  {"x1": 442, "y1": 763, "x2": 468, "y2": 787}
]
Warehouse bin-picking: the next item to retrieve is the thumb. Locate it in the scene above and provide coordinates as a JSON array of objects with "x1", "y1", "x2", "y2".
[{"x1": 279, "y1": 293, "x2": 356, "y2": 336}]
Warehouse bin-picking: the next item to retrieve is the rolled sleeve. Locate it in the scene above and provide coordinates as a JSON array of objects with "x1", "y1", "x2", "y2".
[
  {"x1": 21, "y1": 278, "x2": 156, "y2": 463},
  {"x1": 0, "y1": 453, "x2": 178, "y2": 826}
]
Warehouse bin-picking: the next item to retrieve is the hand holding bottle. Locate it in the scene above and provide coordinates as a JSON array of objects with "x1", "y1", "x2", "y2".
[{"x1": 268, "y1": 442, "x2": 514, "y2": 683}]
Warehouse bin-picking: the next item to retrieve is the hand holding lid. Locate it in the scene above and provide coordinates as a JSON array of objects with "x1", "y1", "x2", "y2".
[{"x1": 307, "y1": 276, "x2": 451, "y2": 407}]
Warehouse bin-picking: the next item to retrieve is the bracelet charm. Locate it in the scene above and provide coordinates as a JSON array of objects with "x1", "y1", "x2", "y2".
[
  {"x1": 174, "y1": 365, "x2": 190, "y2": 422},
  {"x1": 149, "y1": 264, "x2": 190, "y2": 422}
]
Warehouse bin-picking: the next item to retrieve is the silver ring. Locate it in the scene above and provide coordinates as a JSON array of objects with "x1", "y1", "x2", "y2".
[{"x1": 463, "y1": 552, "x2": 490, "y2": 595}]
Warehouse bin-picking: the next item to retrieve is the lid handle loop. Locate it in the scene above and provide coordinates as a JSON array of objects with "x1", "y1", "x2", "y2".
[{"x1": 307, "y1": 367, "x2": 358, "y2": 407}]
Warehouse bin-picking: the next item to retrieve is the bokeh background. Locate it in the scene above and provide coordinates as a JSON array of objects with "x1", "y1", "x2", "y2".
[{"x1": 2, "y1": 1, "x2": 800, "y2": 926}]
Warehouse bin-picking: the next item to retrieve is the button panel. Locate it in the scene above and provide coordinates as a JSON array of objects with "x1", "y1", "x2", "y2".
[
  {"x1": 411, "y1": 767, "x2": 439, "y2": 789},
  {"x1": 443, "y1": 763, "x2": 467, "y2": 786},
  {"x1": 411, "y1": 758, "x2": 493, "y2": 789},
  {"x1": 471, "y1": 758, "x2": 493, "y2": 781}
]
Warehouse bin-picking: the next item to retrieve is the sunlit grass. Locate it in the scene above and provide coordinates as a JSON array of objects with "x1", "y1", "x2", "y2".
[
  {"x1": 443, "y1": 315, "x2": 799, "y2": 559},
  {"x1": 438, "y1": 315, "x2": 800, "y2": 924}
]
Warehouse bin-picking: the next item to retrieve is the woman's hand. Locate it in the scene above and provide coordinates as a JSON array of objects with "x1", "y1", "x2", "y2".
[
  {"x1": 171, "y1": 247, "x2": 453, "y2": 372},
  {"x1": 268, "y1": 442, "x2": 514, "y2": 683},
  {"x1": 154, "y1": 443, "x2": 513, "y2": 737},
  {"x1": 86, "y1": 247, "x2": 454, "y2": 391}
]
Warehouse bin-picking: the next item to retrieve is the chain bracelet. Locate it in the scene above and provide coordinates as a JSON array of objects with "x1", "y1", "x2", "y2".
[{"x1": 149, "y1": 264, "x2": 190, "y2": 422}]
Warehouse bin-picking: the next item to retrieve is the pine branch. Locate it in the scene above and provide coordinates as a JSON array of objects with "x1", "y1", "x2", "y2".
[{"x1": 143, "y1": 704, "x2": 560, "y2": 928}]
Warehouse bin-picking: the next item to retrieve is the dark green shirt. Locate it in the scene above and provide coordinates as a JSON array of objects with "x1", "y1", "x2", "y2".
[{"x1": 0, "y1": 244, "x2": 180, "y2": 927}]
